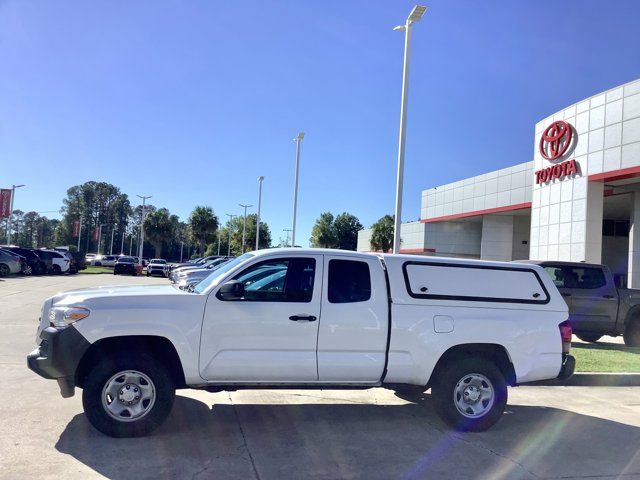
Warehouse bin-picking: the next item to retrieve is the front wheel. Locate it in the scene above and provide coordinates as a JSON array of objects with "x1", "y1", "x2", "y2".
[
  {"x1": 22, "y1": 265, "x2": 33, "y2": 276},
  {"x1": 432, "y1": 357, "x2": 507, "y2": 432},
  {"x1": 82, "y1": 354, "x2": 175, "y2": 437},
  {"x1": 0, "y1": 264, "x2": 10, "y2": 277}
]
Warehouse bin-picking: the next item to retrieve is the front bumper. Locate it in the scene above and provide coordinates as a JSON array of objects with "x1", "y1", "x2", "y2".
[
  {"x1": 557, "y1": 354, "x2": 576, "y2": 381},
  {"x1": 27, "y1": 326, "x2": 91, "y2": 398}
]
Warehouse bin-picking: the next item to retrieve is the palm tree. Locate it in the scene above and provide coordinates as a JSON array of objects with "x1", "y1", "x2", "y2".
[
  {"x1": 144, "y1": 208, "x2": 177, "y2": 258},
  {"x1": 188, "y1": 206, "x2": 218, "y2": 256}
]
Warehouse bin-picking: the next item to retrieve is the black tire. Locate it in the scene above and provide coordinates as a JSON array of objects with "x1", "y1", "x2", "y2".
[
  {"x1": 624, "y1": 320, "x2": 640, "y2": 347},
  {"x1": 22, "y1": 265, "x2": 33, "y2": 276},
  {"x1": 432, "y1": 357, "x2": 507, "y2": 432},
  {"x1": 576, "y1": 333, "x2": 602, "y2": 343},
  {"x1": 0, "y1": 264, "x2": 10, "y2": 277},
  {"x1": 82, "y1": 353, "x2": 175, "y2": 438},
  {"x1": 52, "y1": 264, "x2": 62, "y2": 275}
]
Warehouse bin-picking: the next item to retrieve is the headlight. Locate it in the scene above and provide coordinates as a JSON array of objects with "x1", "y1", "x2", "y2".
[{"x1": 48, "y1": 307, "x2": 90, "y2": 328}]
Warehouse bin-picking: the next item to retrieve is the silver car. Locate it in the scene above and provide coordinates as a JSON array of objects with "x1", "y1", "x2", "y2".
[{"x1": 0, "y1": 249, "x2": 23, "y2": 276}]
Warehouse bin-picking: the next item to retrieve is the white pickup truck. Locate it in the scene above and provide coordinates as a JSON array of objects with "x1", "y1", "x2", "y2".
[{"x1": 27, "y1": 249, "x2": 574, "y2": 437}]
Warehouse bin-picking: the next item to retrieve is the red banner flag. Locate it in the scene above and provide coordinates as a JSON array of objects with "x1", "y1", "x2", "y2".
[
  {"x1": 0, "y1": 189, "x2": 11, "y2": 219},
  {"x1": 73, "y1": 220, "x2": 81, "y2": 237},
  {"x1": 93, "y1": 227, "x2": 100, "y2": 242}
]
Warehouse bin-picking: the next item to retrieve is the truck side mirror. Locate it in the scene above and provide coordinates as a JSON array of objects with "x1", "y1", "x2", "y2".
[{"x1": 218, "y1": 280, "x2": 245, "y2": 300}]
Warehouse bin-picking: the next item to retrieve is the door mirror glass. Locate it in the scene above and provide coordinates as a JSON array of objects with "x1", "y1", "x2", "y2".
[{"x1": 218, "y1": 280, "x2": 245, "y2": 300}]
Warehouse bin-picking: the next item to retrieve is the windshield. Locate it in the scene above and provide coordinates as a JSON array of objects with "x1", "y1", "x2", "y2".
[
  {"x1": 193, "y1": 253, "x2": 254, "y2": 293},
  {"x1": 118, "y1": 257, "x2": 135, "y2": 263}
]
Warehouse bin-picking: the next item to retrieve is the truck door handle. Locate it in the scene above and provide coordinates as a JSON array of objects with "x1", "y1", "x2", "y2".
[
  {"x1": 289, "y1": 315, "x2": 317, "y2": 322},
  {"x1": 603, "y1": 294, "x2": 615, "y2": 299}
]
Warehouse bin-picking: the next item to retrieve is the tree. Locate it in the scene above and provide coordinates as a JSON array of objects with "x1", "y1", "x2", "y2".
[
  {"x1": 370, "y1": 214, "x2": 394, "y2": 253},
  {"x1": 211, "y1": 214, "x2": 271, "y2": 256},
  {"x1": 144, "y1": 208, "x2": 178, "y2": 258},
  {"x1": 188, "y1": 206, "x2": 218, "y2": 255},
  {"x1": 333, "y1": 213, "x2": 363, "y2": 250},
  {"x1": 310, "y1": 212, "x2": 337, "y2": 248},
  {"x1": 309, "y1": 211, "x2": 363, "y2": 250}
]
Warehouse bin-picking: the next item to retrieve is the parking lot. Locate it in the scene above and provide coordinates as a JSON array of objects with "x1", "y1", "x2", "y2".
[{"x1": 1, "y1": 274, "x2": 639, "y2": 480}]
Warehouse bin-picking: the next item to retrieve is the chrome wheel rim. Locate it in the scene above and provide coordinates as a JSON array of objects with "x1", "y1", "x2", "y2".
[
  {"x1": 101, "y1": 370, "x2": 156, "y2": 422},
  {"x1": 453, "y1": 373, "x2": 495, "y2": 418}
]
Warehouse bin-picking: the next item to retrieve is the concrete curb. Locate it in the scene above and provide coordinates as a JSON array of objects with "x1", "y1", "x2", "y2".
[{"x1": 525, "y1": 372, "x2": 640, "y2": 387}]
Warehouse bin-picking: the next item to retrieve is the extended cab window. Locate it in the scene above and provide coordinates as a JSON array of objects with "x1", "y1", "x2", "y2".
[
  {"x1": 328, "y1": 259, "x2": 371, "y2": 303},
  {"x1": 232, "y1": 258, "x2": 315, "y2": 302}
]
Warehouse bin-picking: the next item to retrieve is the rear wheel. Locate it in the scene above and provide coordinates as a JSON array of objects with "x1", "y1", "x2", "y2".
[
  {"x1": 576, "y1": 333, "x2": 602, "y2": 343},
  {"x1": 0, "y1": 264, "x2": 10, "y2": 277},
  {"x1": 52, "y1": 264, "x2": 62, "y2": 275},
  {"x1": 82, "y1": 353, "x2": 175, "y2": 437},
  {"x1": 432, "y1": 357, "x2": 507, "y2": 432},
  {"x1": 624, "y1": 319, "x2": 640, "y2": 347},
  {"x1": 22, "y1": 265, "x2": 33, "y2": 276}
]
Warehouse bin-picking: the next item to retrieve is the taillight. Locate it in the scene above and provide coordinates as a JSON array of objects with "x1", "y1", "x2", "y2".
[{"x1": 559, "y1": 320, "x2": 572, "y2": 354}]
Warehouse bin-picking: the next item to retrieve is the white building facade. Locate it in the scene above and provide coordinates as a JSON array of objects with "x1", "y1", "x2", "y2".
[{"x1": 357, "y1": 78, "x2": 640, "y2": 288}]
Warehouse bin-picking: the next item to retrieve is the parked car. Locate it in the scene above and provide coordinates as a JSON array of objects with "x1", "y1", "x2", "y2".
[
  {"x1": 169, "y1": 257, "x2": 232, "y2": 282},
  {"x1": 39, "y1": 249, "x2": 71, "y2": 274},
  {"x1": 93, "y1": 255, "x2": 118, "y2": 267},
  {"x1": 114, "y1": 256, "x2": 139, "y2": 276},
  {"x1": 167, "y1": 255, "x2": 219, "y2": 273},
  {"x1": 172, "y1": 259, "x2": 232, "y2": 290},
  {"x1": 527, "y1": 260, "x2": 640, "y2": 346},
  {"x1": 146, "y1": 258, "x2": 168, "y2": 277},
  {"x1": 28, "y1": 249, "x2": 572, "y2": 437},
  {"x1": 0, "y1": 248, "x2": 23, "y2": 276},
  {"x1": 85, "y1": 253, "x2": 97, "y2": 263},
  {"x1": 1, "y1": 246, "x2": 47, "y2": 275}
]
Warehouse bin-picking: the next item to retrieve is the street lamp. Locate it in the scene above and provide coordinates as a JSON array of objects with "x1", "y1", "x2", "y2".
[
  {"x1": 137, "y1": 195, "x2": 152, "y2": 266},
  {"x1": 291, "y1": 132, "x2": 304, "y2": 248},
  {"x1": 225, "y1": 213, "x2": 236, "y2": 256},
  {"x1": 6, "y1": 184, "x2": 25, "y2": 245},
  {"x1": 392, "y1": 5, "x2": 427, "y2": 254},
  {"x1": 256, "y1": 176, "x2": 264, "y2": 250},
  {"x1": 97, "y1": 223, "x2": 107, "y2": 254},
  {"x1": 239, "y1": 203, "x2": 253, "y2": 254}
]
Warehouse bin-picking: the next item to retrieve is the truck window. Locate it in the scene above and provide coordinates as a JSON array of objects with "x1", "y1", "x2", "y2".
[
  {"x1": 564, "y1": 267, "x2": 606, "y2": 289},
  {"x1": 544, "y1": 266, "x2": 565, "y2": 287},
  {"x1": 328, "y1": 259, "x2": 371, "y2": 303},
  {"x1": 232, "y1": 258, "x2": 315, "y2": 302}
]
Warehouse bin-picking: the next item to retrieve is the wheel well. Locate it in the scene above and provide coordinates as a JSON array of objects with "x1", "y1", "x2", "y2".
[
  {"x1": 428, "y1": 343, "x2": 517, "y2": 387},
  {"x1": 75, "y1": 336, "x2": 186, "y2": 389},
  {"x1": 625, "y1": 306, "x2": 640, "y2": 327}
]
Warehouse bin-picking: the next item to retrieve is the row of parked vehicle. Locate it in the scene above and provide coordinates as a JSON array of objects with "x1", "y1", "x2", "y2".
[
  {"x1": 94, "y1": 254, "x2": 171, "y2": 277},
  {"x1": 167, "y1": 255, "x2": 235, "y2": 289},
  {"x1": 0, "y1": 245, "x2": 81, "y2": 276}
]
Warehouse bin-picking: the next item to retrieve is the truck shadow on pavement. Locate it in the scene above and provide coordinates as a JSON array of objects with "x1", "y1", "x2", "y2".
[{"x1": 55, "y1": 393, "x2": 640, "y2": 480}]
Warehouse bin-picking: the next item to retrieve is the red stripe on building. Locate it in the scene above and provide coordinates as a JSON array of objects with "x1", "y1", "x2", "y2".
[
  {"x1": 589, "y1": 166, "x2": 640, "y2": 183},
  {"x1": 421, "y1": 202, "x2": 532, "y2": 223}
]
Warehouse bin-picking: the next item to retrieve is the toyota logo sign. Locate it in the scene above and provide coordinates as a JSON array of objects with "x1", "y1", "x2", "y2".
[{"x1": 539, "y1": 120, "x2": 573, "y2": 161}]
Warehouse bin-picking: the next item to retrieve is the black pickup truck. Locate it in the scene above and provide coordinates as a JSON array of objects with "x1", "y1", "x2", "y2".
[{"x1": 526, "y1": 261, "x2": 640, "y2": 346}]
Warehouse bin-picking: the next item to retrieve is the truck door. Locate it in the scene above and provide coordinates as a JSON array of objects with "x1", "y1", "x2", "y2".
[
  {"x1": 317, "y1": 255, "x2": 389, "y2": 382},
  {"x1": 561, "y1": 265, "x2": 618, "y2": 334},
  {"x1": 199, "y1": 255, "x2": 323, "y2": 382},
  {"x1": 543, "y1": 265, "x2": 573, "y2": 311}
]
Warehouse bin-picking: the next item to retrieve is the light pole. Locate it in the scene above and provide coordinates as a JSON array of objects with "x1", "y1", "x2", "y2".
[
  {"x1": 129, "y1": 230, "x2": 134, "y2": 256},
  {"x1": 120, "y1": 230, "x2": 125, "y2": 255},
  {"x1": 239, "y1": 203, "x2": 253, "y2": 254},
  {"x1": 180, "y1": 240, "x2": 184, "y2": 262},
  {"x1": 256, "y1": 176, "x2": 264, "y2": 250},
  {"x1": 291, "y1": 132, "x2": 304, "y2": 248},
  {"x1": 225, "y1": 213, "x2": 236, "y2": 256},
  {"x1": 136, "y1": 195, "x2": 152, "y2": 266},
  {"x1": 76, "y1": 217, "x2": 82, "y2": 252},
  {"x1": 283, "y1": 228, "x2": 292, "y2": 248},
  {"x1": 217, "y1": 230, "x2": 221, "y2": 256},
  {"x1": 6, "y1": 184, "x2": 25, "y2": 245},
  {"x1": 97, "y1": 223, "x2": 107, "y2": 254},
  {"x1": 109, "y1": 228, "x2": 115, "y2": 255},
  {"x1": 392, "y1": 5, "x2": 427, "y2": 254}
]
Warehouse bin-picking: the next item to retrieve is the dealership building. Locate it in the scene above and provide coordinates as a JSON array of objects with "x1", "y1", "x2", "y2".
[{"x1": 357, "y1": 78, "x2": 640, "y2": 288}]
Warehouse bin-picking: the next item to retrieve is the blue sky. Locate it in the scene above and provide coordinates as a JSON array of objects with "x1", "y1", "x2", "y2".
[{"x1": 2, "y1": 0, "x2": 640, "y2": 246}]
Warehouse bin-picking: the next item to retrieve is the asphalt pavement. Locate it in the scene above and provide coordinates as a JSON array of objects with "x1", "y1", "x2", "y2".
[{"x1": 1, "y1": 273, "x2": 639, "y2": 480}]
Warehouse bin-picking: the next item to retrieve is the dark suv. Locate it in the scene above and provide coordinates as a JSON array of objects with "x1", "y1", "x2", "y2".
[{"x1": 1, "y1": 247, "x2": 47, "y2": 275}]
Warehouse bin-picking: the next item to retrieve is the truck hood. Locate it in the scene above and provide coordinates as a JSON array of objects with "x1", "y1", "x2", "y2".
[{"x1": 52, "y1": 284, "x2": 186, "y2": 305}]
